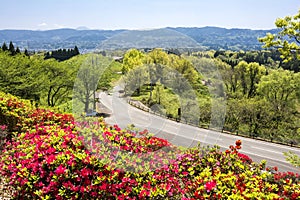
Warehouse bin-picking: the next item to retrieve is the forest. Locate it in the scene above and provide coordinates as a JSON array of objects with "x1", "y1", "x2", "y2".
[{"x1": 121, "y1": 48, "x2": 300, "y2": 146}]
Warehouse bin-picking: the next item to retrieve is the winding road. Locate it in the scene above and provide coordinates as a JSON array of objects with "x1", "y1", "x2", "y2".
[{"x1": 97, "y1": 87, "x2": 300, "y2": 173}]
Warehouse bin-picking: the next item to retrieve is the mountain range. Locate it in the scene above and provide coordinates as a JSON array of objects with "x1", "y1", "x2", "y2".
[{"x1": 0, "y1": 27, "x2": 277, "y2": 52}]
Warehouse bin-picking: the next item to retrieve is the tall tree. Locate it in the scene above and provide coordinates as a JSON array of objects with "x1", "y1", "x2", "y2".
[
  {"x1": 41, "y1": 59, "x2": 75, "y2": 107},
  {"x1": 8, "y1": 41, "x2": 15, "y2": 55},
  {"x1": 1, "y1": 42, "x2": 8, "y2": 51},
  {"x1": 73, "y1": 54, "x2": 112, "y2": 113},
  {"x1": 257, "y1": 69, "x2": 299, "y2": 142},
  {"x1": 24, "y1": 49, "x2": 29, "y2": 57},
  {"x1": 74, "y1": 46, "x2": 80, "y2": 55},
  {"x1": 257, "y1": 69, "x2": 298, "y2": 108},
  {"x1": 235, "y1": 61, "x2": 266, "y2": 98},
  {"x1": 15, "y1": 47, "x2": 21, "y2": 54}
]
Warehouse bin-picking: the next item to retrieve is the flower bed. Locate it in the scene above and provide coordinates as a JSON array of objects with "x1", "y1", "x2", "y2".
[{"x1": 0, "y1": 92, "x2": 299, "y2": 199}]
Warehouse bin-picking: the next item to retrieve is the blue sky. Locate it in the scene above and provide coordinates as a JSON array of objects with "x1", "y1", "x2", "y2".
[{"x1": 1, "y1": 0, "x2": 299, "y2": 30}]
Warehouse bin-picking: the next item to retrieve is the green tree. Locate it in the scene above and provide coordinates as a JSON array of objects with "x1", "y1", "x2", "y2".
[
  {"x1": 235, "y1": 61, "x2": 266, "y2": 98},
  {"x1": 216, "y1": 59, "x2": 238, "y2": 96},
  {"x1": 24, "y1": 49, "x2": 29, "y2": 57},
  {"x1": 73, "y1": 54, "x2": 112, "y2": 113},
  {"x1": 257, "y1": 69, "x2": 298, "y2": 106},
  {"x1": 257, "y1": 69, "x2": 299, "y2": 143},
  {"x1": 74, "y1": 46, "x2": 80, "y2": 55},
  {"x1": 8, "y1": 41, "x2": 15, "y2": 55},
  {"x1": 122, "y1": 49, "x2": 144, "y2": 74},
  {"x1": 123, "y1": 65, "x2": 149, "y2": 96},
  {"x1": 1, "y1": 42, "x2": 8, "y2": 51},
  {"x1": 41, "y1": 59, "x2": 75, "y2": 107},
  {"x1": 15, "y1": 47, "x2": 21, "y2": 54},
  {"x1": 146, "y1": 49, "x2": 170, "y2": 65},
  {"x1": 0, "y1": 52, "x2": 43, "y2": 101},
  {"x1": 259, "y1": 9, "x2": 300, "y2": 62}
]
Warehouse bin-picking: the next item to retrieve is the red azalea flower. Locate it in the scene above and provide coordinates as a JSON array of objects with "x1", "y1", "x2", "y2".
[
  {"x1": 237, "y1": 153, "x2": 252, "y2": 163},
  {"x1": 55, "y1": 165, "x2": 66, "y2": 176},
  {"x1": 235, "y1": 140, "x2": 242, "y2": 147},
  {"x1": 46, "y1": 147, "x2": 56, "y2": 154},
  {"x1": 80, "y1": 168, "x2": 92, "y2": 177},
  {"x1": 99, "y1": 183, "x2": 107, "y2": 190},
  {"x1": 46, "y1": 155, "x2": 56, "y2": 164},
  {"x1": 113, "y1": 125, "x2": 121, "y2": 132},
  {"x1": 205, "y1": 180, "x2": 217, "y2": 192}
]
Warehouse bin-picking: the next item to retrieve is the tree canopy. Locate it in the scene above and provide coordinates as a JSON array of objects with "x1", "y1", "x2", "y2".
[{"x1": 259, "y1": 9, "x2": 300, "y2": 63}]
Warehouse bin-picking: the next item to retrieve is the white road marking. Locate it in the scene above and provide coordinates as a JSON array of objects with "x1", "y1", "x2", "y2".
[{"x1": 250, "y1": 146, "x2": 283, "y2": 155}]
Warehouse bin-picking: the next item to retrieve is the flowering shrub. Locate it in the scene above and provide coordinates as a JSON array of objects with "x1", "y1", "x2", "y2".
[
  {"x1": 188, "y1": 142, "x2": 300, "y2": 199},
  {"x1": 0, "y1": 91, "x2": 73, "y2": 136},
  {"x1": 0, "y1": 92, "x2": 299, "y2": 199}
]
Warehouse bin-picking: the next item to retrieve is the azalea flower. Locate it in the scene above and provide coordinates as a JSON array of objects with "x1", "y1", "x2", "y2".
[
  {"x1": 55, "y1": 165, "x2": 66, "y2": 176},
  {"x1": 205, "y1": 180, "x2": 217, "y2": 192},
  {"x1": 46, "y1": 154, "x2": 56, "y2": 164}
]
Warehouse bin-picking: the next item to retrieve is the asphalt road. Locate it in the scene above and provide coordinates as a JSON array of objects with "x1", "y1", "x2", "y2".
[{"x1": 98, "y1": 87, "x2": 300, "y2": 173}]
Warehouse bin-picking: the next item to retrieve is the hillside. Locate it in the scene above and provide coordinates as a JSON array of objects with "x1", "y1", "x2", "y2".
[
  {"x1": 97, "y1": 28, "x2": 202, "y2": 50},
  {"x1": 0, "y1": 27, "x2": 277, "y2": 51}
]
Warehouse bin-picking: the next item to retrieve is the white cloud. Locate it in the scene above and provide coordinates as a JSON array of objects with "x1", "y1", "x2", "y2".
[{"x1": 38, "y1": 22, "x2": 47, "y2": 27}]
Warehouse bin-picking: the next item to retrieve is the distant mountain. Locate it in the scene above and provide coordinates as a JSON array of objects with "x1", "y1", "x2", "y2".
[
  {"x1": 98, "y1": 28, "x2": 202, "y2": 50},
  {"x1": 76, "y1": 26, "x2": 91, "y2": 30},
  {"x1": 0, "y1": 29, "x2": 124, "y2": 52},
  {"x1": 0, "y1": 27, "x2": 277, "y2": 52},
  {"x1": 170, "y1": 27, "x2": 278, "y2": 51}
]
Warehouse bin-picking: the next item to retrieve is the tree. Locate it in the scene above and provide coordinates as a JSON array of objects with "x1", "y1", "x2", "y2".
[
  {"x1": 15, "y1": 47, "x2": 21, "y2": 54},
  {"x1": 24, "y1": 49, "x2": 29, "y2": 57},
  {"x1": 257, "y1": 69, "x2": 299, "y2": 143},
  {"x1": 1, "y1": 42, "x2": 8, "y2": 51},
  {"x1": 226, "y1": 61, "x2": 266, "y2": 98},
  {"x1": 0, "y1": 52, "x2": 44, "y2": 101},
  {"x1": 259, "y1": 9, "x2": 300, "y2": 62},
  {"x1": 73, "y1": 54, "x2": 112, "y2": 113},
  {"x1": 146, "y1": 49, "x2": 169, "y2": 65},
  {"x1": 257, "y1": 69, "x2": 298, "y2": 107},
  {"x1": 244, "y1": 62, "x2": 266, "y2": 98},
  {"x1": 123, "y1": 65, "x2": 149, "y2": 96},
  {"x1": 74, "y1": 46, "x2": 80, "y2": 55},
  {"x1": 41, "y1": 59, "x2": 75, "y2": 107},
  {"x1": 45, "y1": 46, "x2": 80, "y2": 61},
  {"x1": 8, "y1": 41, "x2": 15, "y2": 55},
  {"x1": 122, "y1": 49, "x2": 144, "y2": 74},
  {"x1": 217, "y1": 59, "x2": 238, "y2": 95}
]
